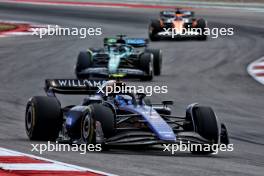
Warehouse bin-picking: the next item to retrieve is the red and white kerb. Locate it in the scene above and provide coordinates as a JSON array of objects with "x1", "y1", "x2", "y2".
[
  {"x1": 0, "y1": 21, "x2": 51, "y2": 38},
  {"x1": 247, "y1": 57, "x2": 264, "y2": 85},
  {"x1": 0, "y1": 147, "x2": 115, "y2": 176}
]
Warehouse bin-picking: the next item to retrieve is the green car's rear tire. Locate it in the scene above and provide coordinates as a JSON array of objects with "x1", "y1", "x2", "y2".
[
  {"x1": 140, "y1": 53, "x2": 154, "y2": 81},
  {"x1": 146, "y1": 49, "x2": 162, "y2": 76},
  {"x1": 75, "y1": 51, "x2": 93, "y2": 78}
]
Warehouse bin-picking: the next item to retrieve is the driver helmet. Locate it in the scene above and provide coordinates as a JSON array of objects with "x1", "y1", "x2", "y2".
[{"x1": 115, "y1": 95, "x2": 133, "y2": 106}]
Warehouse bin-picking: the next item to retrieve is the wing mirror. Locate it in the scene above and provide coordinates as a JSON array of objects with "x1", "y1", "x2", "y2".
[
  {"x1": 137, "y1": 93, "x2": 146, "y2": 105},
  {"x1": 162, "y1": 101, "x2": 174, "y2": 106},
  {"x1": 137, "y1": 93, "x2": 146, "y2": 99}
]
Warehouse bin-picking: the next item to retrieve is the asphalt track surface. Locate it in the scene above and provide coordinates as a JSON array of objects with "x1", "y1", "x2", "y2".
[{"x1": 0, "y1": 2, "x2": 264, "y2": 176}]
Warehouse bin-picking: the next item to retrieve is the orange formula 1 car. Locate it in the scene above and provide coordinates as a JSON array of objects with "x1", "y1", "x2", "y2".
[{"x1": 149, "y1": 8, "x2": 207, "y2": 41}]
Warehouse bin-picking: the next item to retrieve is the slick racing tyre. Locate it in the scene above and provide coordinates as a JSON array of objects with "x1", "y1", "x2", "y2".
[
  {"x1": 25, "y1": 96, "x2": 62, "y2": 141},
  {"x1": 88, "y1": 104, "x2": 115, "y2": 138},
  {"x1": 140, "y1": 53, "x2": 154, "y2": 81},
  {"x1": 149, "y1": 19, "x2": 162, "y2": 41},
  {"x1": 81, "y1": 112, "x2": 96, "y2": 144},
  {"x1": 196, "y1": 18, "x2": 207, "y2": 41},
  {"x1": 220, "y1": 123, "x2": 230, "y2": 145},
  {"x1": 189, "y1": 11, "x2": 195, "y2": 18},
  {"x1": 146, "y1": 49, "x2": 162, "y2": 75},
  {"x1": 191, "y1": 106, "x2": 220, "y2": 154},
  {"x1": 75, "y1": 51, "x2": 93, "y2": 78}
]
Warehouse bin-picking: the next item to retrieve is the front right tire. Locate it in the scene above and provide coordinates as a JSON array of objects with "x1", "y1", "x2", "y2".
[{"x1": 191, "y1": 106, "x2": 220, "y2": 154}]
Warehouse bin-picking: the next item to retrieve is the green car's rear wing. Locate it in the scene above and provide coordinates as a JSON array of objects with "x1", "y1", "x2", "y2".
[{"x1": 104, "y1": 37, "x2": 149, "y2": 47}]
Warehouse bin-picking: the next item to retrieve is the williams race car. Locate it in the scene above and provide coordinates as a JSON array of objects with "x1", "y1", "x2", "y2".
[
  {"x1": 25, "y1": 79, "x2": 229, "y2": 154},
  {"x1": 149, "y1": 8, "x2": 207, "y2": 41},
  {"x1": 75, "y1": 35, "x2": 162, "y2": 81}
]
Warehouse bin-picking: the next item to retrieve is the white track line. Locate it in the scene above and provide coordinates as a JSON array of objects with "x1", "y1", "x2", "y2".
[
  {"x1": 0, "y1": 147, "x2": 117, "y2": 176},
  {"x1": 0, "y1": 149, "x2": 23, "y2": 156},
  {"x1": 247, "y1": 57, "x2": 264, "y2": 85},
  {"x1": 2, "y1": 0, "x2": 264, "y2": 13},
  {"x1": 1, "y1": 0, "x2": 264, "y2": 12},
  {"x1": 0, "y1": 0, "x2": 124, "y2": 8},
  {"x1": 0, "y1": 163, "x2": 85, "y2": 171}
]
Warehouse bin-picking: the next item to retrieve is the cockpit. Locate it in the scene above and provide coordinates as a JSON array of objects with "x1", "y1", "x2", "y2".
[
  {"x1": 97, "y1": 80, "x2": 140, "y2": 107},
  {"x1": 106, "y1": 44, "x2": 133, "y2": 54},
  {"x1": 114, "y1": 94, "x2": 133, "y2": 106}
]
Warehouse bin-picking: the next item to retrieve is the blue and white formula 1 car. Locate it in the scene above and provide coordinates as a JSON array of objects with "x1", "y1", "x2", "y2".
[{"x1": 25, "y1": 79, "x2": 229, "y2": 154}]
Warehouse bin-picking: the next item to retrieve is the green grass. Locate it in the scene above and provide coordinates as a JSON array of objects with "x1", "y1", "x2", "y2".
[{"x1": 0, "y1": 24, "x2": 17, "y2": 32}]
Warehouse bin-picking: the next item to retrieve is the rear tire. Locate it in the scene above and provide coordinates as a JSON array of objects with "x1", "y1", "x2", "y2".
[
  {"x1": 75, "y1": 51, "x2": 93, "y2": 78},
  {"x1": 220, "y1": 123, "x2": 229, "y2": 145},
  {"x1": 191, "y1": 106, "x2": 220, "y2": 154},
  {"x1": 88, "y1": 104, "x2": 115, "y2": 138},
  {"x1": 196, "y1": 18, "x2": 207, "y2": 41},
  {"x1": 146, "y1": 49, "x2": 162, "y2": 75},
  {"x1": 139, "y1": 53, "x2": 154, "y2": 81},
  {"x1": 25, "y1": 96, "x2": 62, "y2": 141},
  {"x1": 190, "y1": 11, "x2": 195, "y2": 17},
  {"x1": 81, "y1": 112, "x2": 96, "y2": 144},
  {"x1": 149, "y1": 19, "x2": 162, "y2": 41}
]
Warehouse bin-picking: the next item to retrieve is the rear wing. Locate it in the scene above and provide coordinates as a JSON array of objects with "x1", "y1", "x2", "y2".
[
  {"x1": 45, "y1": 79, "x2": 106, "y2": 95},
  {"x1": 104, "y1": 37, "x2": 148, "y2": 47},
  {"x1": 126, "y1": 38, "x2": 149, "y2": 47},
  {"x1": 160, "y1": 11, "x2": 175, "y2": 18},
  {"x1": 160, "y1": 10, "x2": 194, "y2": 18}
]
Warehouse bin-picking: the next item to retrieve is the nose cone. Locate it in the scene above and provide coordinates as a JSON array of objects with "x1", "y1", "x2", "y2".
[{"x1": 108, "y1": 54, "x2": 121, "y2": 73}]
